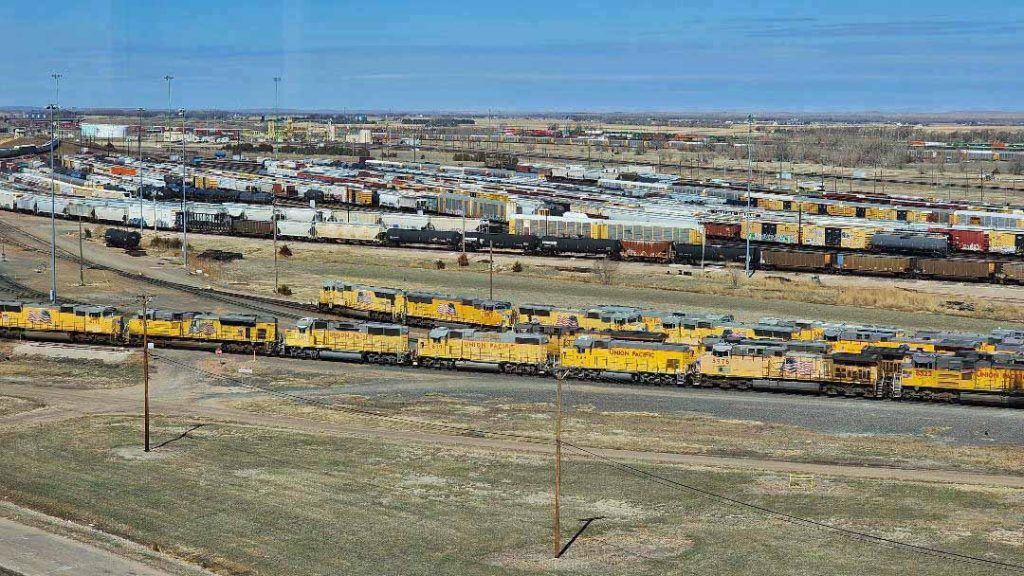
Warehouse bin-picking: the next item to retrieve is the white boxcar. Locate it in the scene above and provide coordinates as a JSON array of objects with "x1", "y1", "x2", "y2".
[
  {"x1": 277, "y1": 221, "x2": 314, "y2": 239},
  {"x1": 15, "y1": 194, "x2": 40, "y2": 212},
  {"x1": 94, "y1": 204, "x2": 129, "y2": 224},
  {"x1": 279, "y1": 207, "x2": 320, "y2": 222},
  {"x1": 67, "y1": 202, "x2": 96, "y2": 218},
  {"x1": 314, "y1": 222, "x2": 381, "y2": 242},
  {"x1": 0, "y1": 190, "x2": 17, "y2": 210},
  {"x1": 324, "y1": 209, "x2": 380, "y2": 226},
  {"x1": 378, "y1": 191, "x2": 419, "y2": 211}
]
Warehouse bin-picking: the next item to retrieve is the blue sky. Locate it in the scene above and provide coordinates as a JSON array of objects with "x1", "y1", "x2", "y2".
[{"x1": 3, "y1": 0, "x2": 1022, "y2": 112}]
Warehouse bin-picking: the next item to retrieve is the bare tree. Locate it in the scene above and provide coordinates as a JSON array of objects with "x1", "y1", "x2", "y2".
[{"x1": 593, "y1": 256, "x2": 619, "y2": 285}]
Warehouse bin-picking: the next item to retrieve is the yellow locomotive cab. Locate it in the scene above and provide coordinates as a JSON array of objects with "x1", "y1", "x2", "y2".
[
  {"x1": 126, "y1": 310, "x2": 277, "y2": 353},
  {"x1": 0, "y1": 301, "x2": 123, "y2": 343},
  {"x1": 284, "y1": 318, "x2": 409, "y2": 364},
  {"x1": 899, "y1": 353, "x2": 1024, "y2": 403},
  {"x1": 321, "y1": 281, "x2": 406, "y2": 322},
  {"x1": 405, "y1": 292, "x2": 516, "y2": 329},
  {"x1": 417, "y1": 327, "x2": 548, "y2": 374},
  {"x1": 560, "y1": 337, "x2": 695, "y2": 385},
  {"x1": 695, "y1": 341, "x2": 884, "y2": 397}
]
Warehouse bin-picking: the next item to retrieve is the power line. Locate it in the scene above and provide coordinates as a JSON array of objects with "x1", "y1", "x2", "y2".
[
  {"x1": 563, "y1": 441, "x2": 1024, "y2": 574},
  {"x1": 150, "y1": 352, "x2": 1024, "y2": 572}
]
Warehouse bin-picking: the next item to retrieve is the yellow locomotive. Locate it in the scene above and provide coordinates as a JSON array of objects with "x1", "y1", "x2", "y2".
[
  {"x1": 517, "y1": 304, "x2": 646, "y2": 332},
  {"x1": 560, "y1": 336, "x2": 696, "y2": 385},
  {"x1": 319, "y1": 280, "x2": 516, "y2": 328},
  {"x1": 899, "y1": 352, "x2": 1024, "y2": 405},
  {"x1": 125, "y1": 310, "x2": 278, "y2": 353},
  {"x1": 283, "y1": 318, "x2": 410, "y2": 364},
  {"x1": 416, "y1": 327, "x2": 548, "y2": 374},
  {"x1": 695, "y1": 341, "x2": 886, "y2": 397},
  {"x1": 319, "y1": 281, "x2": 405, "y2": 322},
  {"x1": 0, "y1": 301, "x2": 122, "y2": 343},
  {"x1": 405, "y1": 291, "x2": 516, "y2": 329}
]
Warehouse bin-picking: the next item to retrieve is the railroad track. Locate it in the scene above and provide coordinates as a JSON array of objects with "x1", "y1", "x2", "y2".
[
  {"x1": 0, "y1": 220, "x2": 322, "y2": 320},
  {"x1": 407, "y1": 140, "x2": 1024, "y2": 195}
]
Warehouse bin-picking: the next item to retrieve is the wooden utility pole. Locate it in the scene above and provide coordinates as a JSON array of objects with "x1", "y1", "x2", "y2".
[
  {"x1": 553, "y1": 369, "x2": 563, "y2": 557},
  {"x1": 489, "y1": 240, "x2": 494, "y2": 300},
  {"x1": 140, "y1": 295, "x2": 151, "y2": 452}
]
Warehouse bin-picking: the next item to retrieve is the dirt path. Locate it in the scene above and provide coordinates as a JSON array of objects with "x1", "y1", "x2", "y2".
[{"x1": 2, "y1": 345, "x2": 1023, "y2": 489}]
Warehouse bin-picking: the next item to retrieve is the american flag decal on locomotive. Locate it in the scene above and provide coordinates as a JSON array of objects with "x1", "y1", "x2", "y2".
[
  {"x1": 188, "y1": 319, "x2": 216, "y2": 336},
  {"x1": 436, "y1": 302, "x2": 457, "y2": 316},
  {"x1": 27, "y1": 310, "x2": 52, "y2": 324},
  {"x1": 782, "y1": 356, "x2": 814, "y2": 378},
  {"x1": 356, "y1": 291, "x2": 373, "y2": 305},
  {"x1": 555, "y1": 315, "x2": 579, "y2": 329}
]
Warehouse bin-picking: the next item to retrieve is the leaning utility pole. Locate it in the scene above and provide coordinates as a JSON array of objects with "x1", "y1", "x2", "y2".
[
  {"x1": 140, "y1": 295, "x2": 152, "y2": 452},
  {"x1": 553, "y1": 369, "x2": 563, "y2": 557}
]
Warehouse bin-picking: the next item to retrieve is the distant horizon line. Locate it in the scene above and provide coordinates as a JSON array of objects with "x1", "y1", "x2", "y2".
[{"x1": 4, "y1": 105, "x2": 1024, "y2": 121}]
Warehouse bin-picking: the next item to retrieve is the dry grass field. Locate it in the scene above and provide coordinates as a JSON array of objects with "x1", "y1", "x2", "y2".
[
  {"x1": 2, "y1": 414, "x2": 1022, "y2": 576},
  {"x1": 1, "y1": 338, "x2": 1023, "y2": 575}
]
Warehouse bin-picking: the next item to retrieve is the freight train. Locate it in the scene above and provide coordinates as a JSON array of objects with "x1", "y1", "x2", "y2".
[
  {"x1": 5, "y1": 188, "x2": 1024, "y2": 284},
  {"x1": 1, "y1": 299, "x2": 1021, "y2": 406},
  {"x1": 0, "y1": 139, "x2": 60, "y2": 160}
]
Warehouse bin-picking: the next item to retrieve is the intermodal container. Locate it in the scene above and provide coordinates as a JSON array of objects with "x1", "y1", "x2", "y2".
[{"x1": 111, "y1": 166, "x2": 138, "y2": 176}]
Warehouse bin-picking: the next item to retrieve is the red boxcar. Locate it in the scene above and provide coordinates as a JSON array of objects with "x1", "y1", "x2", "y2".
[
  {"x1": 930, "y1": 227, "x2": 988, "y2": 253},
  {"x1": 703, "y1": 222, "x2": 741, "y2": 238}
]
